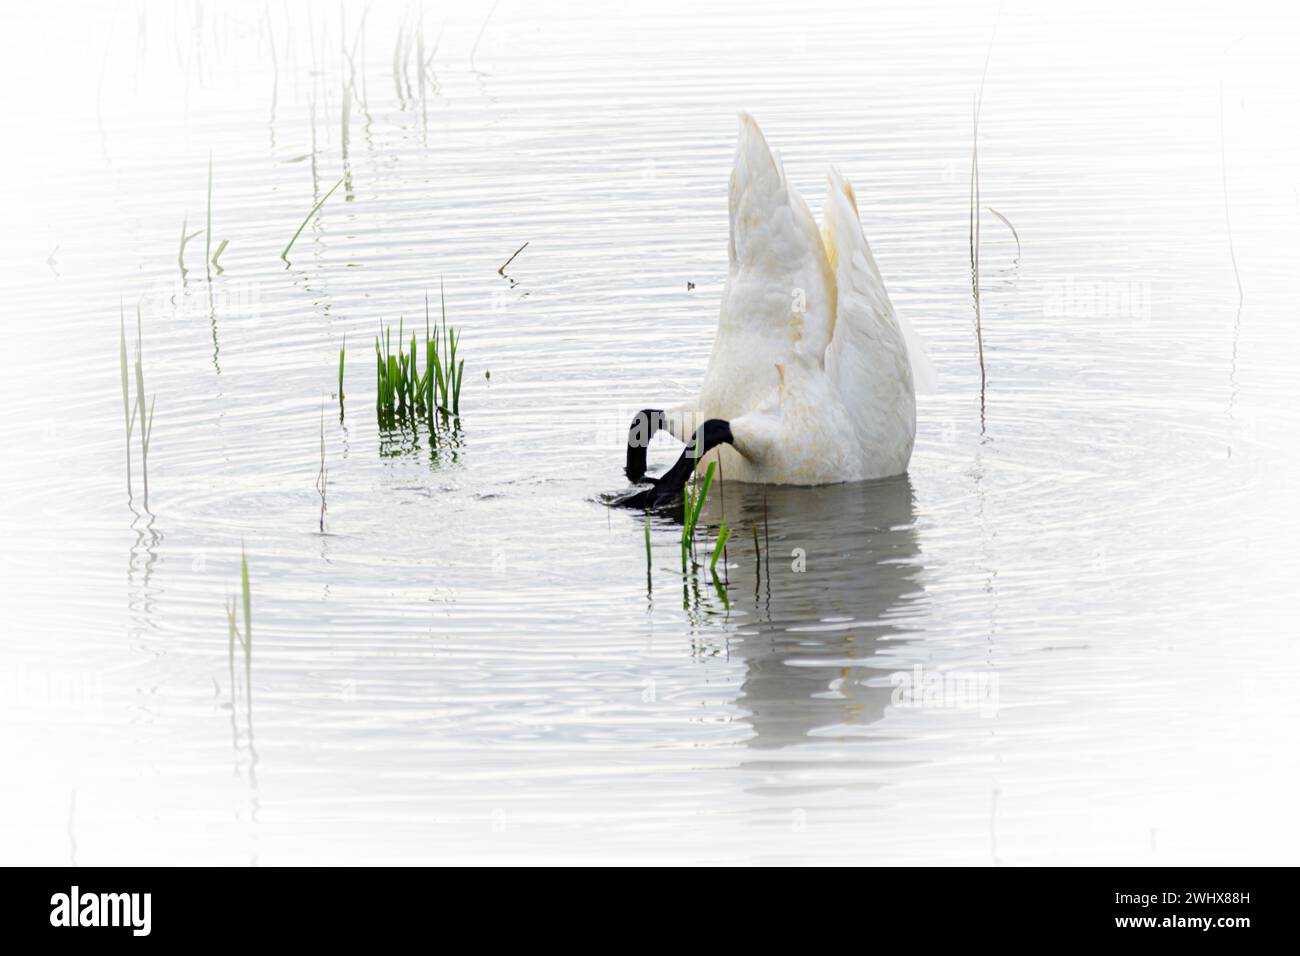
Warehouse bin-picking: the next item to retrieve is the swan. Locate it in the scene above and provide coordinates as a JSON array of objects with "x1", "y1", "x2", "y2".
[{"x1": 622, "y1": 113, "x2": 935, "y2": 508}]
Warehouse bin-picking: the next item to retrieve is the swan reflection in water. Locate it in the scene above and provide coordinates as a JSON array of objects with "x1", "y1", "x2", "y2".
[{"x1": 688, "y1": 474, "x2": 926, "y2": 750}]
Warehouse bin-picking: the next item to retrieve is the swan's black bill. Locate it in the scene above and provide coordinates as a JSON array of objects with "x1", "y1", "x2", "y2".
[{"x1": 618, "y1": 416, "x2": 734, "y2": 509}]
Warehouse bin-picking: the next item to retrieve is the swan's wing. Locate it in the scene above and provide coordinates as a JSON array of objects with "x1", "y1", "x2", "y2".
[
  {"x1": 822, "y1": 167, "x2": 937, "y2": 394},
  {"x1": 723, "y1": 114, "x2": 834, "y2": 363}
]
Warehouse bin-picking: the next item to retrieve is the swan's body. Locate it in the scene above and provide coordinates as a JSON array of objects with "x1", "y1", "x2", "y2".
[{"x1": 623, "y1": 114, "x2": 934, "y2": 505}]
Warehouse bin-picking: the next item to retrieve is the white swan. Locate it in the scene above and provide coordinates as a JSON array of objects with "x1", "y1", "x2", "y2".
[{"x1": 623, "y1": 113, "x2": 935, "y2": 507}]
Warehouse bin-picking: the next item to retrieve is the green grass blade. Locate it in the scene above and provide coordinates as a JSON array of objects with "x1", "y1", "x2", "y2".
[
  {"x1": 426, "y1": 338, "x2": 434, "y2": 412},
  {"x1": 211, "y1": 238, "x2": 229, "y2": 273},
  {"x1": 710, "y1": 569, "x2": 730, "y2": 609},
  {"x1": 710, "y1": 521, "x2": 731, "y2": 574},
  {"x1": 134, "y1": 308, "x2": 147, "y2": 457},
  {"x1": 119, "y1": 304, "x2": 132, "y2": 435},
  {"x1": 687, "y1": 461, "x2": 716, "y2": 534},
  {"x1": 240, "y1": 544, "x2": 251, "y2": 643},
  {"x1": 144, "y1": 395, "x2": 156, "y2": 454},
  {"x1": 281, "y1": 176, "x2": 344, "y2": 262}
]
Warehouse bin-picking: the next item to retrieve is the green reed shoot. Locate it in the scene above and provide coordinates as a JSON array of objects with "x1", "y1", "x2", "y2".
[
  {"x1": 426, "y1": 282, "x2": 464, "y2": 417},
  {"x1": 710, "y1": 567, "x2": 730, "y2": 610},
  {"x1": 374, "y1": 289, "x2": 465, "y2": 425},
  {"x1": 680, "y1": 460, "x2": 716, "y2": 570},
  {"x1": 133, "y1": 307, "x2": 156, "y2": 507},
  {"x1": 226, "y1": 593, "x2": 239, "y2": 696},
  {"x1": 338, "y1": 334, "x2": 346, "y2": 397},
  {"x1": 227, "y1": 545, "x2": 252, "y2": 703},
  {"x1": 710, "y1": 520, "x2": 731, "y2": 575},
  {"x1": 240, "y1": 544, "x2": 251, "y2": 644},
  {"x1": 226, "y1": 596, "x2": 238, "y2": 648},
  {"x1": 374, "y1": 318, "x2": 414, "y2": 418},
  {"x1": 208, "y1": 153, "x2": 231, "y2": 273},
  {"x1": 281, "y1": 176, "x2": 344, "y2": 263},
  {"x1": 177, "y1": 218, "x2": 202, "y2": 278}
]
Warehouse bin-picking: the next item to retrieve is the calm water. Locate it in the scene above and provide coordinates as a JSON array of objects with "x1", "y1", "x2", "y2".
[{"x1": 2, "y1": 0, "x2": 1299, "y2": 864}]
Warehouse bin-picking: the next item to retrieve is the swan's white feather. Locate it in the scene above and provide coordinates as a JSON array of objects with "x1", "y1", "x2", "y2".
[
  {"x1": 699, "y1": 114, "x2": 834, "y2": 422},
  {"x1": 823, "y1": 168, "x2": 935, "y2": 394},
  {"x1": 820, "y1": 167, "x2": 916, "y2": 476}
]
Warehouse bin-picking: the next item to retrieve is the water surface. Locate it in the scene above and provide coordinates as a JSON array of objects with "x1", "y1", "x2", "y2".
[{"x1": 1, "y1": 0, "x2": 1298, "y2": 864}]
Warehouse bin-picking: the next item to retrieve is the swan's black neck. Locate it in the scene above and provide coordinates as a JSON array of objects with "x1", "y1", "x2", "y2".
[
  {"x1": 622, "y1": 418, "x2": 734, "y2": 509},
  {"x1": 624, "y1": 408, "x2": 665, "y2": 483}
]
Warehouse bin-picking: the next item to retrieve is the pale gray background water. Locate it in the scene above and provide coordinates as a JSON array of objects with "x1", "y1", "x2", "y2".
[{"x1": 1, "y1": 0, "x2": 1298, "y2": 864}]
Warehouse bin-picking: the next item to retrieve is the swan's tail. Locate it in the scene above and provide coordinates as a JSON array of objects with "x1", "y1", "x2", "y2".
[
  {"x1": 728, "y1": 113, "x2": 787, "y2": 266},
  {"x1": 727, "y1": 113, "x2": 836, "y2": 360},
  {"x1": 824, "y1": 167, "x2": 937, "y2": 394}
]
